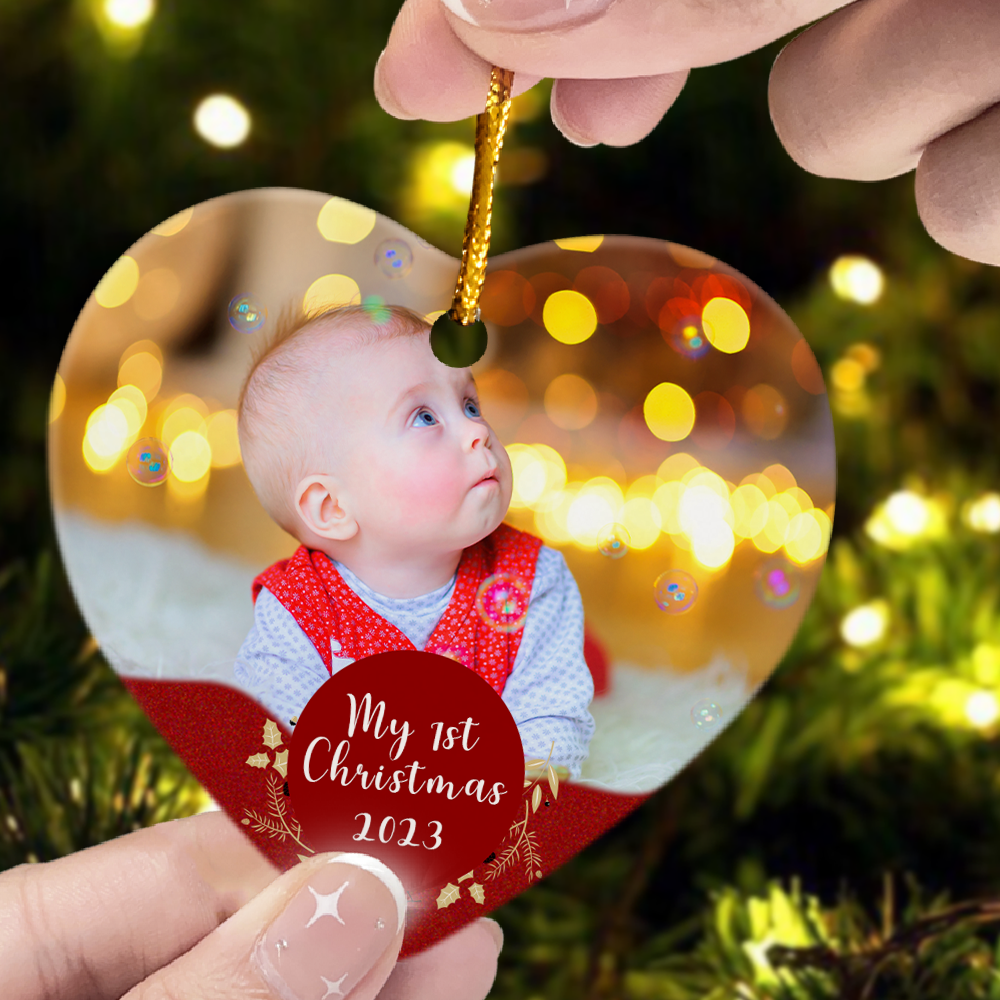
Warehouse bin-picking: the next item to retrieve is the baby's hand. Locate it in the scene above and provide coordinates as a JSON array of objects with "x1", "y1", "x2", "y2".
[{"x1": 376, "y1": 0, "x2": 1000, "y2": 265}]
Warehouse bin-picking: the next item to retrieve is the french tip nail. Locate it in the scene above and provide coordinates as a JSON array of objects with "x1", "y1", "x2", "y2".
[{"x1": 326, "y1": 853, "x2": 408, "y2": 933}]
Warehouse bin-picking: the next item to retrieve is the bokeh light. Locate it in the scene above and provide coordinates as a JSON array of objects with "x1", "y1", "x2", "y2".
[
  {"x1": 965, "y1": 493, "x2": 1000, "y2": 533},
  {"x1": 841, "y1": 601, "x2": 888, "y2": 647},
  {"x1": 206, "y1": 410, "x2": 242, "y2": 468},
  {"x1": 742, "y1": 384, "x2": 788, "y2": 440},
  {"x1": 95, "y1": 255, "x2": 140, "y2": 308},
  {"x1": 151, "y1": 208, "x2": 193, "y2": 237},
  {"x1": 450, "y1": 152, "x2": 476, "y2": 196},
  {"x1": 49, "y1": 374, "x2": 66, "y2": 424},
  {"x1": 118, "y1": 346, "x2": 163, "y2": 401},
  {"x1": 884, "y1": 490, "x2": 929, "y2": 536},
  {"x1": 830, "y1": 255, "x2": 884, "y2": 304},
  {"x1": 303, "y1": 274, "x2": 362, "y2": 313},
  {"x1": 104, "y1": 0, "x2": 153, "y2": 28},
  {"x1": 554, "y1": 235, "x2": 603, "y2": 253},
  {"x1": 83, "y1": 404, "x2": 130, "y2": 472},
  {"x1": 193, "y1": 95, "x2": 251, "y2": 149},
  {"x1": 702, "y1": 297, "x2": 750, "y2": 354},
  {"x1": 316, "y1": 198, "x2": 377, "y2": 244},
  {"x1": 831, "y1": 358, "x2": 865, "y2": 393},
  {"x1": 170, "y1": 430, "x2": 212, "y2": 482},
  {"x1": 965, "y1": 691, "x2": 999, "y2": 729},
  {"x1": 643, "y1": 383, "x2": 695, "y2": 442},
  {"x1": 544, "y1": 373, "x2": 597, "y2": 430},
  {"x1": 543, "y1": 289, "x2": 598, "y2": 345}
]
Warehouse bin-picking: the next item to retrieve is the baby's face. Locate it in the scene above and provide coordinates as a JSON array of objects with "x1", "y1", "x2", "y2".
[{"x1": 319, "y1": 332, "x2": 513, "y2": 558}]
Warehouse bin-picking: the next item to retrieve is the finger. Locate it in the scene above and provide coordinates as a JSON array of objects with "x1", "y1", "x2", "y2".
[
  {"x1": 0, "y1": 810, "x2": 280, "y2": 1000},
  {"x1": 550, "y1": 71, "x2": 689, "y2": 147},
  {"x1": 378, "y1": 0, "x2": 850, "y2": 122},
  {"x1": 377, "y1": 917, "x2": 504, "y2": 1000},
  {"x1": 125, "y1": 851, "x2": 408, "y2": 1000},
  {"x1": 440, "y1": 0, "x2": 853, "y2": 80},
  {"x1": 768, "y1": 0, "x2": 1000, "y2": 181},
  {"x1": 374, "y1": 0, "x2": 542, "y2": 122},
  {"x1": 915, "y1": 100, "x2": 1000, "y2": 265}
]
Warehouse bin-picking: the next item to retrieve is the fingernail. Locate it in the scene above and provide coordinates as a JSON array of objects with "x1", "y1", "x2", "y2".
[
  {"x1": 373, "y1": 50, "x2": 419, "y2": 122},
  {"x1": 254, "y1": 853, "x2": 406, "y2": 1000},
  {"x1": 439, "y1": 0, "x2": 616, "y2": 32}
]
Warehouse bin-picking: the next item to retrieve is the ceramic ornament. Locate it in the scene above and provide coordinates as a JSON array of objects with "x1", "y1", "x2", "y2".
[{"x1": 48, "y1": 68, "x2": 835, "y2": 956}]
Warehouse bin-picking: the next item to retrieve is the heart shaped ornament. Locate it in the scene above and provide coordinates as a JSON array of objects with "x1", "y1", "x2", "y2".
[{"x1": 49, "y1": 187, "x2": 835, "y2": 955}]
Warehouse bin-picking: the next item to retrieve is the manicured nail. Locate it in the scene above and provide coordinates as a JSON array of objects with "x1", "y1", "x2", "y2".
[
  {"x1": 373, "y1": 50, "x2": 419, "y2": 122},
  {"x1": 439, "y1": 0, "x2": 617, "y2": 32},
  {"x1": 254, "y1": 854, "x2": 406, "y2": 1000}
]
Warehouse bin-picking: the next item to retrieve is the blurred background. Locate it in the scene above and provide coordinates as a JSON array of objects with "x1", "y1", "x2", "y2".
[{"x1": 5, "y1": 0, "x2": 1000, "y2": 997}]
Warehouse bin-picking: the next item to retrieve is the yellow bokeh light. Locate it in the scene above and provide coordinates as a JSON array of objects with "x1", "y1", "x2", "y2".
[
  {"x1": 841, "y1": 601, "x2": 888, "y2": 647},
  {"x1": 731, "y1": 484, "x2": 768, "y2": 538},
  {"x1": 534, "y1": 485, "x2": 579, "y2": 546},
  {"x1": 884, "y1": 490, "x2": 929, "y2": 536},
  {"x1": 544, "y1": 373, "x2": 597, "y2": 430},
  {"x1": 408, "y1": 142, "x2": 478, "y2": 218},
  {"x1": 682, "y1": 468, "x2": 729, "y2": 500},
  {"x1": 966, "y1": 691, "x2": 999, "y2": 729},
  {"x1": 450, "y1": 153, "x2": 476, "y2": 196},
  {"x1": 846, "y1": 342, "x2": 881, "y2": 373},
  {"x1": 652, "y1": 480, "x2": 686, "y2": 536},
  {"x1": 108, "y1": 385, "x2": 147, "y2": 436},
  {"x1": 206, "y1": 410, "x2": 242, "y2": 468},
  {"x1": 643, "y1": 383, "x2": 695, "y2": 442},
  {"x1": 303, "y1": 273, "x2": 362, "y2": 313},
  {"x1": 620, "y1": 497, "x2": 662, "y2": 549},
  {"x1": 740, "y1": 472, "x2": 776, "y2": 500},
  {"x1": 657, "y1": 452, "x2": 699, "y2": 482},
  {"x1": 83, "y1": 404, "x2": 130, "y2": 471},
  {"x1": 161, "y1": 407, "x2": 207, "y2": 448},
  {"x1": 49, "y1": 374, "x2": 66, "y2": 424},
  {"x1": 193, "y1": 94, "x2": 251, "y2": 149},
  {"x1": 973, "y1": 644, "x2": 1000, "y2": 685},
  {"x1": 507, "y1": 443, "x2": 566, "y2": 510},
  {"x1": 118, "y1": 351, "x2": 162, "y2": 401},
  {"x1": 578, "y1": 476, "x2": 625, "y2": 513},
  {"x1": 762, "y1": 464, "x2": 796, "y2": 492},
  {"x1": 965, "y1": 493, "x2": 1000, "y2": 533},
  {"x1": 151, "y1": 207, "x2": 193, "y2": 237},
  {"x1": 316, "y1": 197, "x2": 377, "y2": 245},
  {"x1": 104, "y1": 0, "x2": 153, "y2": 28},
  {"x1": 625, "y1": 475, "x2": 660, "y2": 501},
  {"x1": 830, "y1": 255, "x2": 884, "y2": 304},
  {"x1": 679, "y1": 485, "x2": 734, "y2": 537},
  {"x1": 95, "y1": 255, "x2": 140, "y2": 308},
  {"x1": 170, "y1": 430, "x2": 212, "y2": 482},
  {"x1": 567, "y1": 491, "x2": 617, "y2": 548},
  {"x1": 543, "y1": 290, "x2": 598, "y2": 345},
  {"x1": 553, "y1": 235, "x2": 604, "y2": 253},
  {"x1": 785, "y1": 510, "x2": 827, "y2": 564},
  {"x1": 133, "y1": 268, "x2": 180, "y2": 321},
  {"x1": 691, "y1": 521, "x2": 735, "y2": 569},
  {"x1": 831, "y1": 358, "x2": 865, "y2": 393},
  {"x1": 702, "y1": 297, "x2": 750, "y2": 354}
]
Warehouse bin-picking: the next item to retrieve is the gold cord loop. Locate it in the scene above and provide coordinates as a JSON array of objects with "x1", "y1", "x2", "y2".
[{"x1": 449, "y1": 67, "x2": 515, "y2": 326}]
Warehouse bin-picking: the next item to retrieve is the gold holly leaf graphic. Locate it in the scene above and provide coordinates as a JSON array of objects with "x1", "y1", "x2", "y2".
[
  {"x1": 525, "y1": 758, "x2": 546, "y2": 768},
  {"x1": 457, "y1": 870, "x2": 474, "y2": 882},
  {"x1": 436, "y1": 883, "x2": 461, "y2": 909},
  {"x1": 468, "y1": 882, "x2": 485, "y2": 905},
  {"x1": 246, "y1": 753, "x2": 270, "y2": 769},
  {"x1": 547, "y1": 764, "x2": 559, "y2": 800},
  {"x1": 531, "y1": 783, "x2": 542, "y2": 813},
  {"x1": 272, "y1": 749, "x2": 289, "y2": 779},
  {"x1": 262, "y1": 719, "x2": 283, "y2": 749}
]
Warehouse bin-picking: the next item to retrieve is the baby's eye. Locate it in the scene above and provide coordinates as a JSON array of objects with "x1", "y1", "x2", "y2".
[
  {"x1": 465, "y1": 399, "x2": 482, "y2": 419},
  {"x1": 413, "y1": 408, "x2": 438, "y2": 427}
]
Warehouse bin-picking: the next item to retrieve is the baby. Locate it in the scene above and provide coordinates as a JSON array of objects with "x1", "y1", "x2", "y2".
[{"x1": 234, "y1": 301, "x2": 595, "y2": 779}]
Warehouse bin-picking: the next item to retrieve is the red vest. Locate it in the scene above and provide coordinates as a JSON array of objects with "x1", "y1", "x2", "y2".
[{"x1": 252, "y1": 523, "x2": 543, "y2": 696}]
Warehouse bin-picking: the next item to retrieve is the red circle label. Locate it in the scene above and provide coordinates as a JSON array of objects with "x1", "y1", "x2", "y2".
[{"x1": 288, "y1": 650, "x2": 525, "y2": 893}]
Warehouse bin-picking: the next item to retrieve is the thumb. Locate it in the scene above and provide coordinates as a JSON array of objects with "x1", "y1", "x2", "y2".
[{"x1": 124, "y1": 852, "x2": 407, "y2": 1000}]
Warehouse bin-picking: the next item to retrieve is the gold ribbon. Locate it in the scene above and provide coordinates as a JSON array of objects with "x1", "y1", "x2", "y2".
[{"x1": 448, "y1": 67, "x2": 515, "y2": 326}]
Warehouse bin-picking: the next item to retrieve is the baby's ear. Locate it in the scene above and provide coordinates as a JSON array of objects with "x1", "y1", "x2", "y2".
[{"x1": 295, "y1": 476, "x2": 358, "y2": 541}]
